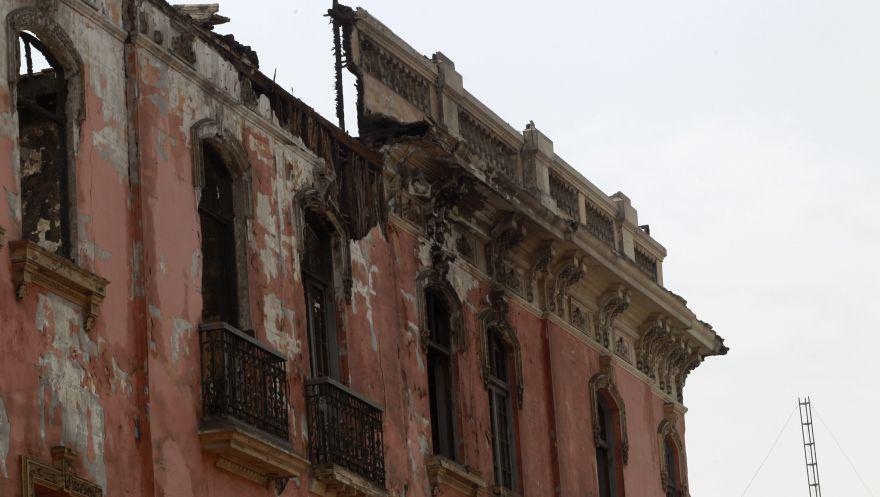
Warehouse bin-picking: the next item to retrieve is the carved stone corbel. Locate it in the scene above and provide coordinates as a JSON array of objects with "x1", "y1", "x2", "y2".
[
  {"x1": 424, "y1": 173, "x2": 480, "y2": 278},
  {"x1": 635, "y1": 314, "x2": 672, "y2": 379},
  {"x1": 547, "y1": 252, "x2": 587, "y2": 316},
  {"x1": 485, "y1": 212, "x2": 526, "y2": 291},
  {"x1": 595, "y1": 284, "x2": 631, "y2": 348},
  {"x1": 525, "y1": 240, "x2": 556, "y2": 303}
]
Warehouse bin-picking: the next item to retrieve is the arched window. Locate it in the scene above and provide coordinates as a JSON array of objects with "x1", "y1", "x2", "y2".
[
  {"x1": 590, "y1": 362, "x2": 629, "y2": 497},
  {"x1": 15, "y1": 30, "x2": 75, "y2": 258},
  {"x1": 488, "y1": 328, "x2": 516, "y2": 490},
  {"x1": 658, "y1": 418, "x2": 687, "y2": 497},
  {"x1": 663, "y1": 435, "x2": 681, "y2": 497},
  {"x1": 302, "y1": 212, "x2": 341, "y2": 379},
  {"x1": 595, "y1": 393, "x2": 623, "y2": 497},
  {"x1": 199, "y1": 143, "x2": 239, "y2": 326},
  {"x1": 425, "y1": 288, "x2": 456, "y2": 460}
]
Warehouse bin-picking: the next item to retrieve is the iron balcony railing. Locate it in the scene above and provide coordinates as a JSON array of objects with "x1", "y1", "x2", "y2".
[
  {"x1": 306, "y1": 376, "x2": 385, "y2": 486},
  {"x1": 200, "y1": 322, "x2": 290, "y2": 441}
]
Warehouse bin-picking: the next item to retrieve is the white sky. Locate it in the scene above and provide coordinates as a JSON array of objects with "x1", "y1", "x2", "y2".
[{"x1": 209, "y1": 1, "x2": 880, "y2": 495}]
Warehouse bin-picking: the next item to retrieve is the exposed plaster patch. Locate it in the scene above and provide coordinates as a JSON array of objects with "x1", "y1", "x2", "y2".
[
  {"x1": 91, "y1": 126, "x2": 128, "y2": 182},
  {"x1": 5, "y1": 189, "x2": 20, "y2": 225},
  {"x1": 159, "y1": 255, "x2": 168, "y2": 274},
  {"x1": 111, "y1": 358, "x2": 133, "y2": 396},
  {"x1": 35, "y1": 294, "x2": 106, "y2": 489},
  {"x1": 171, "y1": 318, "x2": 193, "y2": 364},
  {"x1": 78, "y1": 215, "x2": 112, "y2": 263},
  {"x1": 190, "y1": 250, "x2": 202, "y2": 287},
  {"x1": 148, "y1": 305, "x2": 163, "y2": 319},
  {"x1": 350, "y1": 238, "x2": 380, "y2": 352},
  {"x1": 263, "y1": 293, "x2": 301, "y2": 357},
  {"x1": 0, "y1": 397, "x2": 9, "y2": 477},
  {"x1": 256, "y1": 192, "x2": 279, "y2": 282},
  {"x1": 448, "y1": 265, "x2": 480, "y2": 313}
]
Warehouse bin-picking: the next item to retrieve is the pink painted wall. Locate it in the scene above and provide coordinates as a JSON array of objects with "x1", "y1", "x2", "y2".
[{"x1": 0, "y1": 3, "x2": 693, "y2": 497}]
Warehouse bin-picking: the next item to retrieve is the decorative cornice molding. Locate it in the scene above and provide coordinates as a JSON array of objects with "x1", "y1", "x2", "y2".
[{"x1": 547, "y1": 252, "x2": 587, "y2": 316}]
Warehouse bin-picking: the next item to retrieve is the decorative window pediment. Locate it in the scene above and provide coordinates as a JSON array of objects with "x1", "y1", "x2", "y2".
[{"x1": 22, "y1": 446, "x2": 102, "y2": 497}]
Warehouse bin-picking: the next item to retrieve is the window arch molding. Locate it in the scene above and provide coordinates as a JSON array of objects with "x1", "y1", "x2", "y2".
[
  {"x1": 191, "y1": 118, "x2": 254, "y2": 329},
  {"x1": 416, "y1": 269, "x2": 465, "y2": 355},
  {"x1": 7, "y1": 6, "x2": 84, "y2": 124},
  {"x1": 293, "y1": 166, "x2": 352, "y2": 302},
  {"x1": 478, "y1": 289, "x2": 524, "y2": 408},
  {"x1": 8, "y1": 6, "x2": 85, "y2": 259},
  {"x1": 589, "y1": 357, "x2": 630, "y2": 465},
  {"x1": 658, "y1": 417, "x2": 688, "y2": 496}
]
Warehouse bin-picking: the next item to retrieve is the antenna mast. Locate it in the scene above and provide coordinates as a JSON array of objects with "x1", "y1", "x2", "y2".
[{"x1": 798, "y1": 397, "x2": 822, "y2": 497}]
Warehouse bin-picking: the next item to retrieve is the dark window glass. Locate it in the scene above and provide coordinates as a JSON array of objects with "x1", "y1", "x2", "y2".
[
  {"x1": 488, "y1": 330, "x2": 516, "y2": 490},
  {"x1": 199, "y1": 144, "x2": 239, "y2": 326},
  {"x1": 595, "y1": 394, "x2": 620, "y2": 497},
  {"x1": 17, "y1": 32, "x2": 70, "y2": 258},
  {"x1": 664, "y1": 436, "x2": 680, "y2": 497},
  {"x1": 302, "y1": 215, "x2": 340, "y2": 379},
  {"x1": 426, "y1": 289, "x2": 455, "y2": 460}
]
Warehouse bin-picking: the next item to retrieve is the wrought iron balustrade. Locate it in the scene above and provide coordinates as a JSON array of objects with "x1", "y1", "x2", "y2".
[
  {"x1": 200, "y1": 322, "x2": 290, "y2": 441},
  {"x1": 306, "y1": 377, "x2": 385, "y2": 487}
]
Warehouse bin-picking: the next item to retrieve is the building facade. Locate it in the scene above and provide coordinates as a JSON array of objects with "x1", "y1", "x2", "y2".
[{"x1": 0, "y1": 2, "x2": 726, "y2": 497}]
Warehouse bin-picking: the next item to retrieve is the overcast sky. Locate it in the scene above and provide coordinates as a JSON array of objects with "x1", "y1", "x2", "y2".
[{"x1": 209, "y1": 1, "x2": 880, "y2": 495}]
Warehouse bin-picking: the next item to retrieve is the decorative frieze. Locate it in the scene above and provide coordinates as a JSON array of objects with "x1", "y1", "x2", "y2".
[{"x1": 568, "y1": 298, "x2": 591, "y2": 334}]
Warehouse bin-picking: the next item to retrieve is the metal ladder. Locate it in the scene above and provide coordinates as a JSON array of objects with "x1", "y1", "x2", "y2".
[{"x1": 798, "y1": 397, "x2": 822, "y2": 497}]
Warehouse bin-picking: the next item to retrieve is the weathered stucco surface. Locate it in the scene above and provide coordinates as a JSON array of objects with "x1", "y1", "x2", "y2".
[{"x1": 0, "y1": 2, "x2": 724, "y2": 497}]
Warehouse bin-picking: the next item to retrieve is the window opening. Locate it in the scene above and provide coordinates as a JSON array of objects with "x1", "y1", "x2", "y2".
[
  {"x1": 425, "y1": 288, "x2": 456, "y2": 460},
  {"x1": 302, "y1": 213, "x2": 340, "y2": 380},
  {"x1": 488, "y1": 329, "x2": 516, "y2": 490},
  {"x1": 17, "y1": 31, "x2": 71, "y2": 257},
  {"x1": 199, "y1": 144, "x2": 239, "y2": 326}
]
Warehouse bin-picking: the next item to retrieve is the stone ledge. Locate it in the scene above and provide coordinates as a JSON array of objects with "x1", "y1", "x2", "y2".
[
  {"x1": 310, "y1": 463, "x2": 388, "y2": 497},
  {"x1": 10, "y1": 240, "x2": 108, "y2": 330},
  {"x1": 426, "y1": 456, "x2": 487, "y2": 497},
  {"x1": 199, "y1": 424, "x2": 309, "y2": 485}
]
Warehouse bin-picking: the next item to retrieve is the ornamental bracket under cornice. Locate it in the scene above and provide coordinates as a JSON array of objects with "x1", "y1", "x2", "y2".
[
  {"x1": 546, "y1": 252, "x2": 587, "y2": 317},
  {"x1": 525, "y1": 240, "x2": 557, "y2": 304},
  {"x1": 486, "y1": 212, "x2": 527, "y2": 292},
  {"x1": 595, "y1": 284, "x2": 631, "y2": 349}
]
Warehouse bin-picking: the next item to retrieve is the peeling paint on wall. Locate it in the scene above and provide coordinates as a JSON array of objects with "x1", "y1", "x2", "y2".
[
  {"x1": 351, "y1": 238, "x2": 380, "y2": 352},
  {"x1": 256, "y1": 192, "x2": 279, "y2": 282},
  {"x1": 263, "y1": 293, "x2": 301, "y2": 357},
  {"x1": 171, "y1": 318, "x2": 193, "y2": 364},
  {"x1": 35, "y1": 294, "x2": 107, "y2": 490}
]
